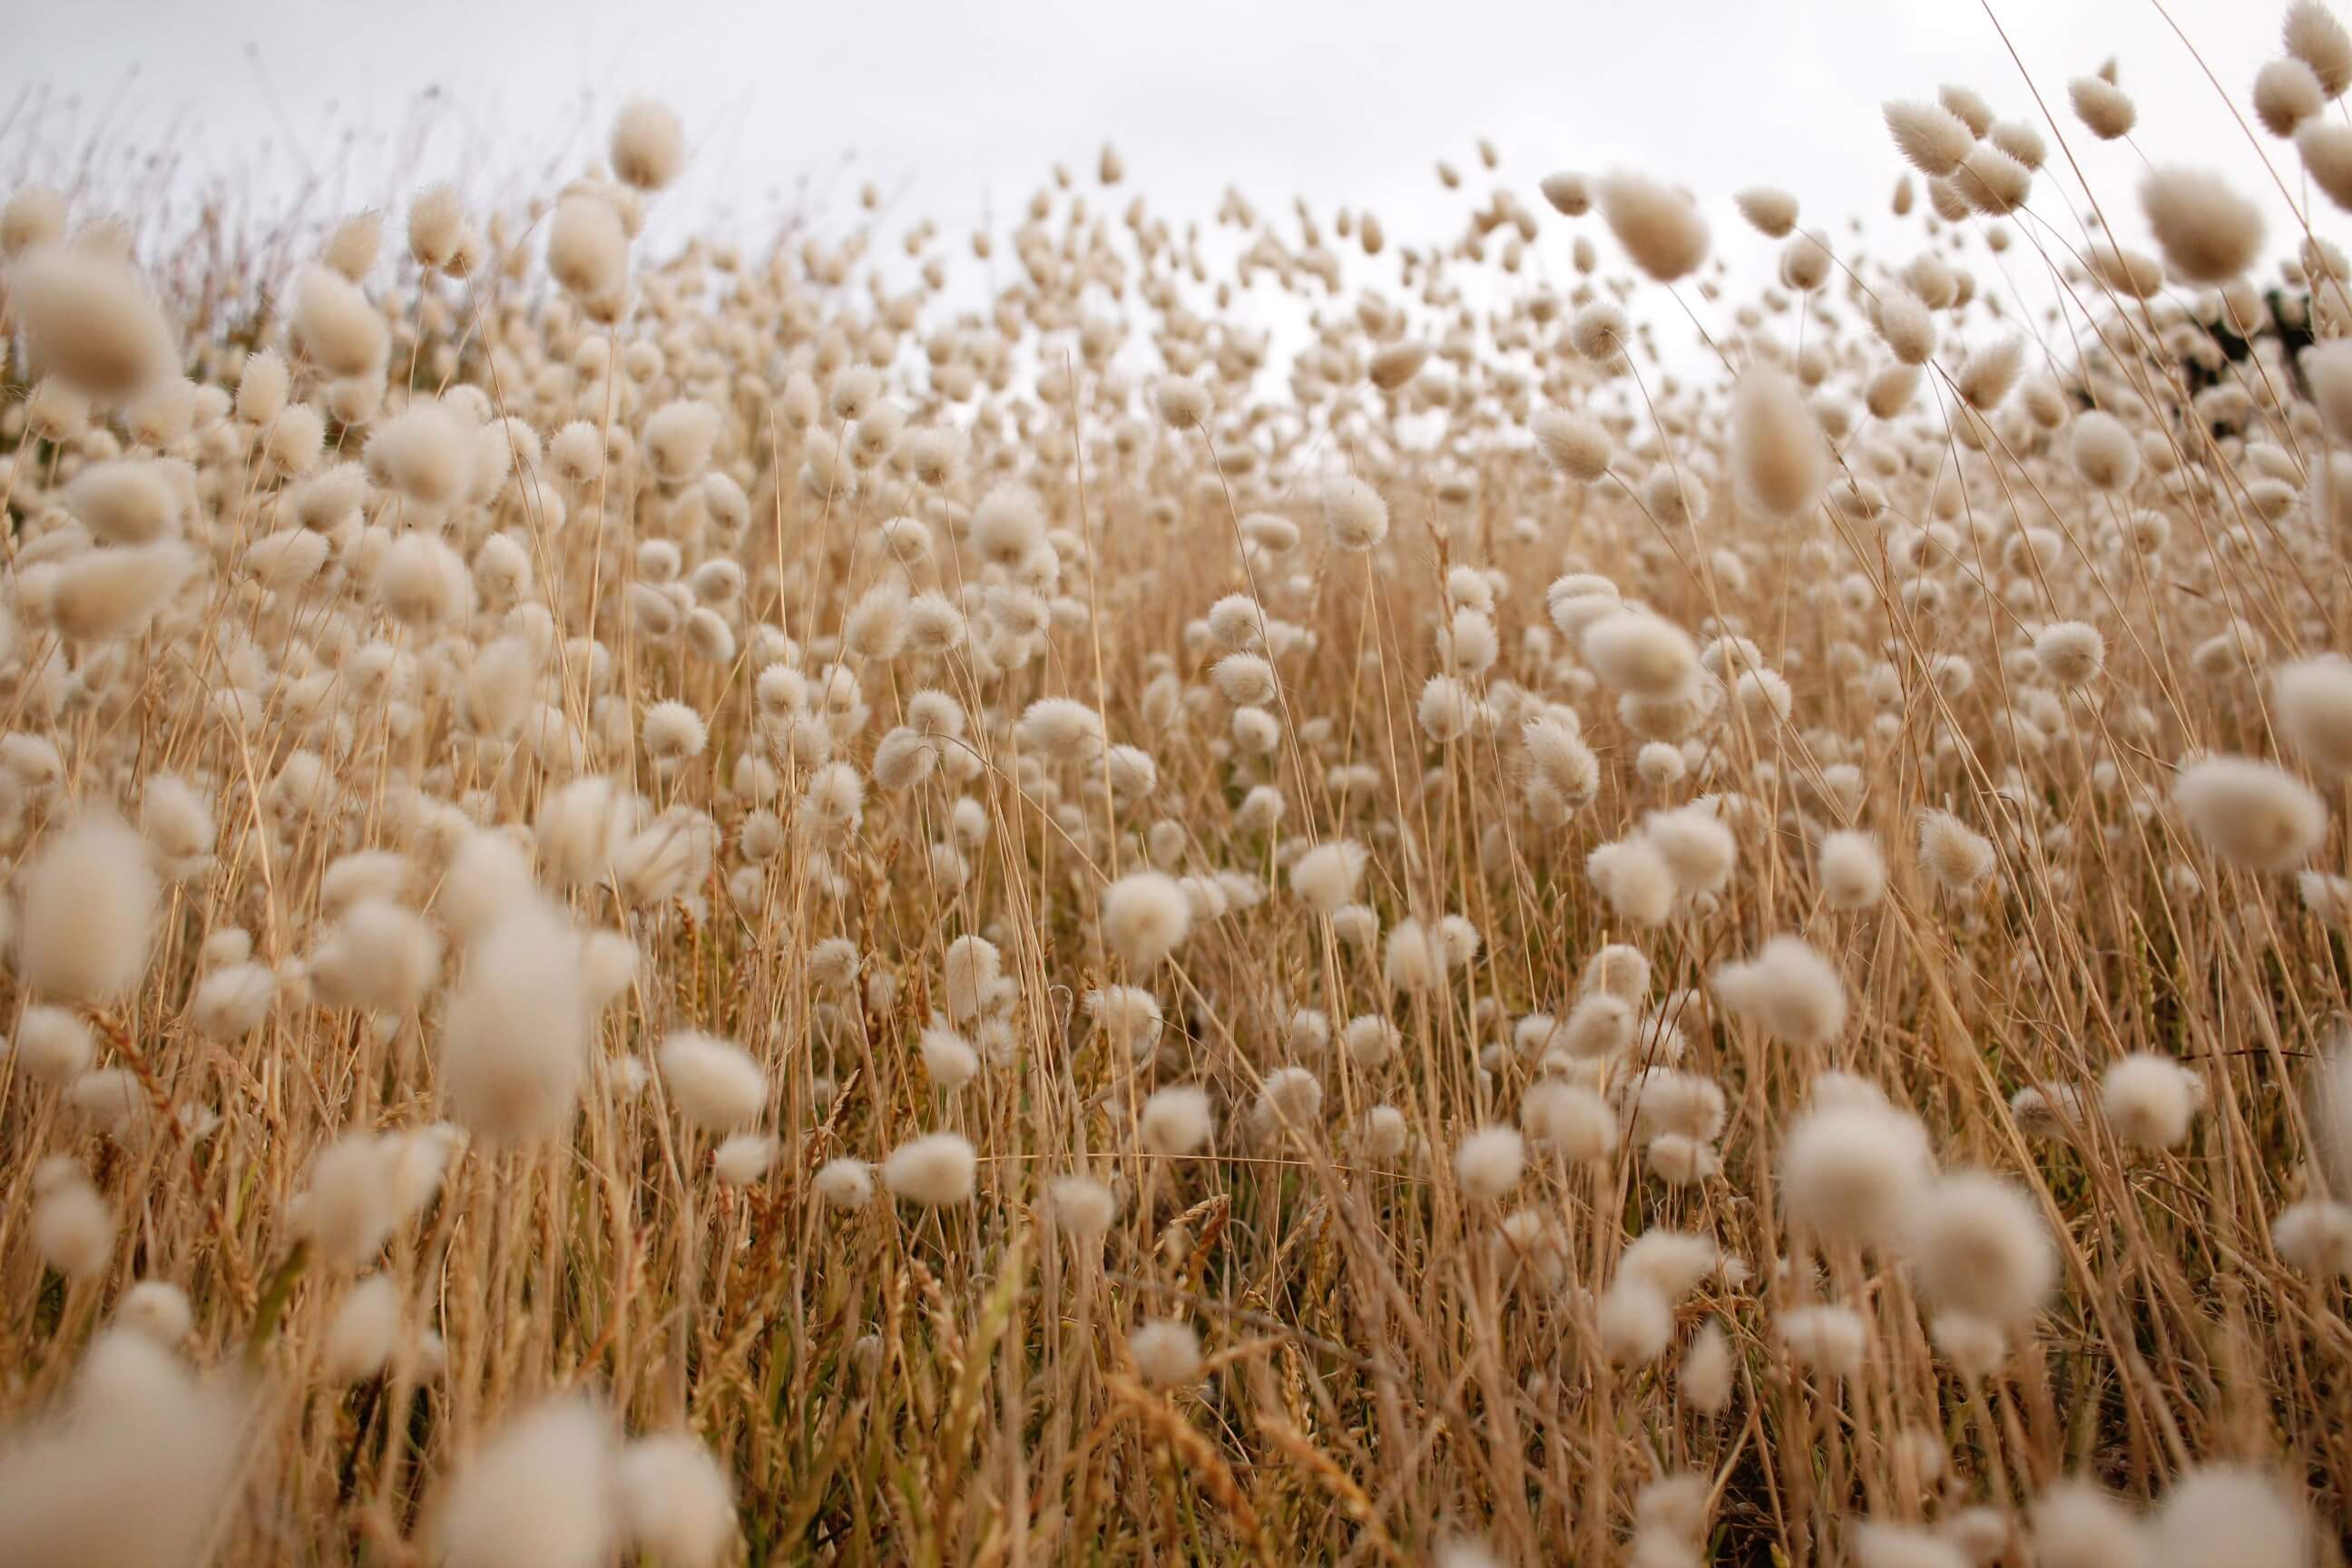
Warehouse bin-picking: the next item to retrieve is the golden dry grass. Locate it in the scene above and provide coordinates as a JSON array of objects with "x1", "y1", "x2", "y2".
[{"x1": 1, "y1": 15, "x2": 2351, "y2": 1568}]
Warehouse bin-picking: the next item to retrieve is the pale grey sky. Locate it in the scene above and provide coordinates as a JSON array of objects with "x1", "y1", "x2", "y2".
[{"x1": 0, "y1": 0, "x2": 2314, "y2": 366}]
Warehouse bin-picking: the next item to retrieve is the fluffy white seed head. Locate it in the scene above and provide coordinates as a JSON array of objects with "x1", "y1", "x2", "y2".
[
  {"x1": 323, "y1": 1273, "x2": 404, "y2": 1382},
  {"x1": 1643, "y1": 804, "x2": 1737, "y2": 897},
  {"x1": 2029, "y1": 1483, "x2": 2145, "y2": 1568},
  {"x1": 2272, "y1": 655, "x2": 2352, "y2": 778},
  {"x1": 616, "y1": 1433, "x2": 736, "y2": 1568},
  {"x1": 642, "y1": 700, "x2": 709, "y2": 762},
  {"x1": 292, "y1": 265, "x2": 388, "y2": 377},
  {"x1": 1052, "y1": 1174, "x2": 1119, "y2": 1240},
  {"x1": 1153, "y1": 376, "x2": 1210, "y2": 428},
  {"x1": 2070, "y1": 412, "x2": 2140, "y2": 491},
  {"x1": 368, "y1": 400, "x2": 474, "y2": 509},
  {"x1": 1538, "y1": 171, "x2": 1591, "y2": 215},
  {"x1": 1522, "y1": 1081, "x2": 1618, "y2": 1164},
  {"x1": 1016, "y1": 697, "x2": 1105, "y2": 765},
  {"x1": 1597, "y1": 172, "x2": 1710, "y2": 281},
  {"x1": 0, "y1": 185, "x2": 64, "y2": 256},
  {"x1": 2273, "y1": 1198, "x2": 2352, "y2": 1278},
  {"x1": 1712, "y1": 936, "x2": 1845, "y2": 1048},
  {"x1": 1781, "y1": 1099, "x2": 1934, "y2": 1249},
  {"x1": 439, "y1": 896, "x2": 591, "y2": 1144},
  {"x1": 813, "y1": 1157, "x2": 876, "y2": 1210},
  {"x1": 547, "y1": 194, "x2": 629, "y2": 302},
  {"x1": 1382, "y1": 916, "x2": 1452, "y2": 990},
  {"x1": 299, "y1": 1133, "x2": 415, "y2": 1270},
  {"x1": 1735, "y1": 185, "x2": 1799, "y2": 237},
  {"x1": 642, "y1": 399, "x2": 723, "y2": 485},
  {"x1": 2151, "y1": 1465, "x2": 2309, "y2": 1568},
  {"x1": 1778, "y1": 1305, "x2": 1868, "y2": 1379},
  {"x1": 1290, "y1": 838, "x2": 1367, "y2": 916},
  {"x1": 611, "y1": 98, "x2": 687, "y2": 191},
  {"x1": 1918, "y1": 808, "x2": 1998, "y2": 896},
  {"x1": 1884, "y1": 100, "x2": 1975, "y2": 177},
  {"x1": 66, "y1": 460, "x2": 181, "y2": 544},
  {"x1": 2100, "y1": 1053, "x2": 2201, "y2": 1151},
  {"x1": 2172, "y1": 756, "x2": 2326, "y2": 871},
  {"x1": 52, "y1": 542, "x2": 199, "y2": 642},
  {"x1": 1599, "y1": 1279, "x2": 1674, "y2": 1366},
  {"x1": 0, "y1": 1326, "x2": 246, "y2": 1565},
  {"x1": 971, "y1": 485, "x2": 1046, "y2": 565},
  {"x1": 1583, "y1": 612, "x2": 1699, "y2": 699},
  {"x1": 15, "y1": 1004, "x2": 95, "y2": 1087},
  {"x1": 2141, "y1": 168, "x2": 2263, "y2": 283},
  {"x1": 1140, "y1": 1084, "x2": 1214, "y2": 1156},
  {"x1": 2071, "y1": 74, "x2": 2136, "y2": 137},
  {"x1": 1531, "y1": 408, "x2": 1612, "y2": 480},
  {"x1": 1453, "y1": 1125, "x2": 1525, "y2": 1200},
  {"x1": 942, "y1": 936, "x2": 1003, "y2": 1024},
  {"x1": 33, "y1": 1159, "x2": 113, "y2": 1278},
  {"x1": 1102, "y1": 872, "x2": 1192, "y2": 969},
  {"x1": 1130, "y1": 1319, "x2": 1203, "y2": 1386},
  {"x1": 1321, "y1": 475, "x2": 1389, "y2": 551},
  {"x1": 1731, "y1": 368, "x2": 1828, "y2": 519},
  {"x1": 919, "y1": 1025, "x2": 980, "y2": 1093},
  {"x1": 1589, "y1": 837, "x2": 1677, "y2": 926},
  {"x1": 2307, "y1": 338, "x2": 2352, "y2": 448},
  {"x1": 2288, "y1": 0, "x2": 2352, "y2": 95},
  {"x1": 115, "y1": 1279, "x2": 194, "y2": 1346},
  {"x1": 1818, "y1": 830, "x2": 1886, "y2": 910},
  {"x1": 12, "y1": 244, "x2": 175, "y2": 399},
  {"x1": 2261, "y1": 56, "x2": 2328, "y2": 139},
  {"x1": 1255, "y1": 1065, "x2": 1324, "y2": 1134},
  {"x1": 1619, "y1": 1230, "x2": 1720, "y2": 1303},
  {"x1": 1907, "y1": 1171, "x2": 2056, "y2": 1324},
  {"x1": 2033, "y1": 622, "x2": 2105, "y2": 688},
  {"x1": 658, "y1": 1031, "x2": 766, "y2": 1133},
  {"x1": 882, "y1": 1132, "x2": 977, "y2": 1205},
  {"x1": 438, "y1": 1397, "x2": 618, "y2": 1568},
  {"x1": 308, "y1": 898, "x2": 442, "y2": 1015},
  {"x1": 16, "y1": 811, "x2": 157, "y2": 1004},
  {"x1": 713, "y1": 1134, "x2": 779, "y2": 1186},
  {"x1": 1681, "y1": 1319, "x2": 1735, "y2": 1414}
]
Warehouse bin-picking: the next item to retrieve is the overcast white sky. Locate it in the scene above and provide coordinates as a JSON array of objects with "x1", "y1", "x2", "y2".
[{"x1": 0, "y1": 0, "x2": 2314, "y2": 366}]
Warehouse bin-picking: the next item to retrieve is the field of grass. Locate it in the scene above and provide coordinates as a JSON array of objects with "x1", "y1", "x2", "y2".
[{"x1": 2, "y1": 7, "x2": 2351, "y2": 1565}]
